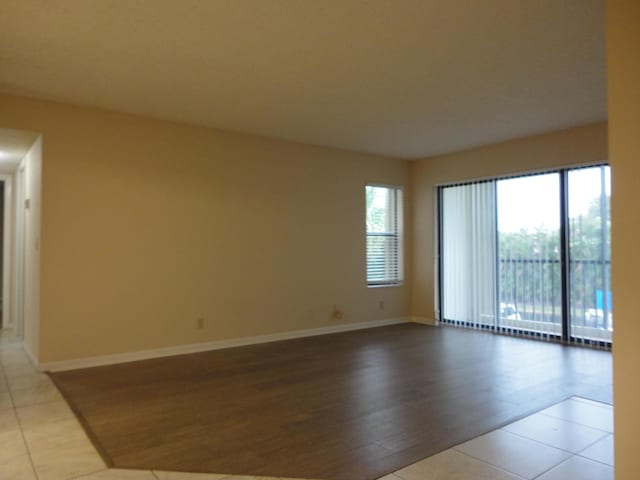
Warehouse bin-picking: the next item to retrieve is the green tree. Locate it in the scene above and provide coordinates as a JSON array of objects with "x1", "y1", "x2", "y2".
[{"x1": 498, "y1": 195, "x2": 611, "y2": 321}]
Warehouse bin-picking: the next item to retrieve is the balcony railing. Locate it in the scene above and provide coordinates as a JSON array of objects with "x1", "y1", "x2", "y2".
[{"x1": 498, "y1": 257, "x2": 612, "y2": 342}]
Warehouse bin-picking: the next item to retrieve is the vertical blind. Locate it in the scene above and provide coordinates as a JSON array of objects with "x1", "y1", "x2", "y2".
[
  {"x1": 441, "y1": 181, "x2": 497, "y2": 324},
  {"x1": 439, "y1": 167, "x2": 612, "y2": 347},
  {"x1": 366, "y1": 185, "x2": 402, "y2": 285}
]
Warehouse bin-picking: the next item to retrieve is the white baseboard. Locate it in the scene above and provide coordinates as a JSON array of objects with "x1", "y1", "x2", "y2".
[
  {"x1": 411, "y1": 316, "x2": 437, "y2": 326},
  {"x1": 40, "y1": 317, "x2": 411, "y2": 372}
]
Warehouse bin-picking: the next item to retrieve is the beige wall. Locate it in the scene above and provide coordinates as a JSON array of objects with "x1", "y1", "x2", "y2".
[
  {"x1": 607, "y1": 1, "x2": 640, "y2": 478},
  {"x1": 410, "y1": 123, "x2": 608, "y2": 321},
  {"x1": 0, "y1": 94, "x2": 410, "y2": 363}
]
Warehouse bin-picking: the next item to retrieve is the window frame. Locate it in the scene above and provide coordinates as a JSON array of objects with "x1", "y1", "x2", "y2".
[{"x1": 365, "y1": 183, "x2": 404, "y2": 287}]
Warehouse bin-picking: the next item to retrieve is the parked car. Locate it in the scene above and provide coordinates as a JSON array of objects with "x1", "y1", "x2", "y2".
[
  {"x1": 585, "y1": 308, "x2": 613, "y2": 330},
  {"x1": 500, "y1": 303, "x2": 522, "y2": 320}
]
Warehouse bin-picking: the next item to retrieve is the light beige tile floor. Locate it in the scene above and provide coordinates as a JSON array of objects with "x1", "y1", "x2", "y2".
[
  {"x1": 0, "y1": 330, "x2": 614, "y2": 480},
  {"x1": 384, "y1": 398, "x2": 613, "y2": 480}
]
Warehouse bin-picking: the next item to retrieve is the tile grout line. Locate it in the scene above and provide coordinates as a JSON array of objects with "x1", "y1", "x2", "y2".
[
  {"x1": 448, "y1": 448, "x2": 528, "y2": 480},
  {"x1": 575, "y1": 451, "x2": 615, "y2": 468},
  {"x1": 527, "y1": 448, "x2": 607, "y2": 480},
  {"x1": 0, "y1": 344, "x2": 40, "y2": 480},
  {"x1": 530, "y1": 453, "x2": 614, "y2": 480},
  {"x1": 572, "y1": 433, "x2": 615, "y2": 468},
  {"x1": 570, "y1": 396, "x2": 614, "y2": 409},
  {"x1": 26, "y1": 375, "x2": 110, "y2": 480},
  {"x1": 2, "y1": 339, "x2": 111, "y2": 480},
  {"x1": 497, "y1": 426, "x2": 580, "y2": 455},
  {"x1": 67, "y1": 467, "x2": 113, "y2": 479},
  {"x1": 536, "y1": 411, "x2": 613, "y2": 433},
  {"x1": 500, "y1": 419, "x2": 610, "y2": 456},
  {"x1": 530, "y1": 457, "x2": 567, "y2": 480},
  {"x1": 456, "y1": 398, "x2": 614, "y2": 480},
  {"x1": 451, "y1": 444, "x2": 538, "y2": 479},
  {"x1": 447, "y1": 397, "x2": 614, "y2": 480}
]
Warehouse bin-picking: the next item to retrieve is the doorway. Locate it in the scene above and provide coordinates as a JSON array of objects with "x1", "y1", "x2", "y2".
[{"x1": 0, "y1": 128, "x2": 41, "y2": 350}]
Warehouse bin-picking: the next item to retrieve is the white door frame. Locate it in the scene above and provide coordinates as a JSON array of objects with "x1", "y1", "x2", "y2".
[{"x1": 13, "y1": 166, "x2": 25, "y2": 338}]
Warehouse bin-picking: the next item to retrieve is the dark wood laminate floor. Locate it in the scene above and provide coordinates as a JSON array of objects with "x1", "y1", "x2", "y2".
[{"x1": 50, "y1": 324, "x2": 612, "y2": 480}]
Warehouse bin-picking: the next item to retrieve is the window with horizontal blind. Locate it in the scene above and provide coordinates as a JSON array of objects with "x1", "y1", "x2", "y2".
[{"x1": 366, "y1": 185, "x2": 403, "y2": 286}]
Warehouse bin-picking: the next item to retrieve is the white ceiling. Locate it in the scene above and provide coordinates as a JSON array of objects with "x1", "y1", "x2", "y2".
[{"x1": 0, "y1": 0, "x2": 606, "y2": 159}]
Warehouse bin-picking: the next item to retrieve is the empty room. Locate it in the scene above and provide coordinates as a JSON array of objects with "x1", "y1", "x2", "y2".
[{"x1": 0, "y1": 1, "x2": 638, "y2": 480}]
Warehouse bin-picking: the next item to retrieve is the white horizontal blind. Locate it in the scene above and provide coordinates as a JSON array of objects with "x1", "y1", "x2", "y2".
[{"x1": 366, "y1": 185, "x2": 402, "y2": 285}]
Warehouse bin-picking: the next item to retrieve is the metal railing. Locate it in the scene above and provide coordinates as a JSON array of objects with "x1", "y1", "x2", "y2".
[{"x1": 498, "y1": 258, "x2": 612, "y2": 341}]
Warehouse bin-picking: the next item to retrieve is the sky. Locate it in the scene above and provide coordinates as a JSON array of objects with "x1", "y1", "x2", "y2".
[{"x1": 497, "y1": 166, "x2": 610, "y2": 233}]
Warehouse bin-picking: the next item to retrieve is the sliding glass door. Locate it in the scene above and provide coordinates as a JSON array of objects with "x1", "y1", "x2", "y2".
[
  {"x1": 439, "y1": 165, "x2": 612, "y2": 346},
  {"x1": 568, "y1": 166, "x2": 612, "y2": 343},
  {"x1": 497, "y1": 173, "x2": 561, "y2": 338}
]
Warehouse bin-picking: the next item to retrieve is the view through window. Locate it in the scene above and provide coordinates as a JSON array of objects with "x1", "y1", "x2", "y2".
[
  {"x1": 439, "y1": 165, "x2": 611, "y2": 345},
  {"x1": 366, "y1": 185, "x2": 403, "y2": 286}
]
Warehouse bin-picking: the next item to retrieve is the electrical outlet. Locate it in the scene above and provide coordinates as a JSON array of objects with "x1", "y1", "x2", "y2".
[{"x1": 196, "y1": 318, "x2": 204, "y2": 329}]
